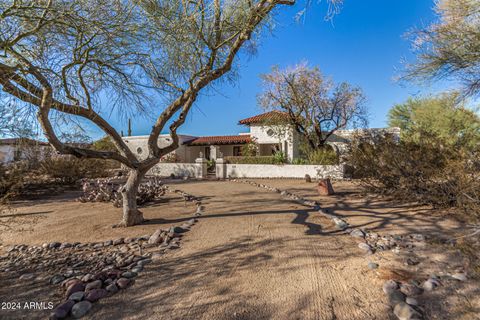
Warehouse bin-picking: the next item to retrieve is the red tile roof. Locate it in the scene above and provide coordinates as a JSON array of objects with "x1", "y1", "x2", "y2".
[
  {"x1": 185, "y1": 135, "x2": 251, "y2": 146},
  {"x1": 238, "y1": 111, "x2": 289, "y2": 125}
]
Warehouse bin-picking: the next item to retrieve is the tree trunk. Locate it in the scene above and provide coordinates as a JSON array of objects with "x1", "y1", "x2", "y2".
[{"x1": 118, "y1": 168, "x2": 146, "y2": 227}]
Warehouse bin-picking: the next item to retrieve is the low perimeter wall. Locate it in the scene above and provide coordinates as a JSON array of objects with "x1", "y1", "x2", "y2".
[
  {"x1": 222, "y1": 164, "x2": 346, "y2": 179},
  {"x1": 148, "y1": 162, "x2": 204, "y2": 178}
]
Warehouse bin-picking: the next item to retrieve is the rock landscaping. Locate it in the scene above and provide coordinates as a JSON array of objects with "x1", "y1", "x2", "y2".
[
  {"x1": 0, "y1": 186, "x2": 203, "y2": 319},
  {"x1": 229, "y1": 178, "x2": 471, "y2": 320}
]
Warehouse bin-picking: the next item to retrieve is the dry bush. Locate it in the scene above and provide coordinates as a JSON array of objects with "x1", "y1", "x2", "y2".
[
  {"x1": 39, "y1": 156, "x2": 111, "y2": 184},
  {"x1": 78, "y1": 177, "x2": 166, "y2": 207},
  {"x1": 305, "y1": 147, "x2": 339, "y2": 165},
  {"x1": 0, "y1": 162, "x2": 28, "y2": 202},
  {"x1": 347, "y1": 133, "x2": 480, "y2": 220}
]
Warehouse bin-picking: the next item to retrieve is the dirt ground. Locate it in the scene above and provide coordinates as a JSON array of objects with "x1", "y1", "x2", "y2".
[{"x1": 0, "y1": 179, "x2": 478, "y2": 319}]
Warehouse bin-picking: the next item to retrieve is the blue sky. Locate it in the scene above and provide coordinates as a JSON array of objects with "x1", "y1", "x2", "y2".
[{"x1": 102, "y1": 0, "x2": 443, "y2": 138}]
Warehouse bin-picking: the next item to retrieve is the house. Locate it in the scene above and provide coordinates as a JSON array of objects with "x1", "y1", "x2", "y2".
[
  {"x1": 122, "y1": 111, "x2": 400, "y2": 163},
  {"x1": 0, "y1": 138, "x2": 50, "y2": 164}
]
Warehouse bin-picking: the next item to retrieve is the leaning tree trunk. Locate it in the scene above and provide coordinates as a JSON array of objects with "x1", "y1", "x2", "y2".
[{"x1": 118, "y1": 168, "x2": 146, "y2": 227}]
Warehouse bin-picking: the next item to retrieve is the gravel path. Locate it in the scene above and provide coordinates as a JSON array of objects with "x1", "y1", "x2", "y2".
[{"x1": 91, "y1": 180, "x2": 390, "y2": 320}]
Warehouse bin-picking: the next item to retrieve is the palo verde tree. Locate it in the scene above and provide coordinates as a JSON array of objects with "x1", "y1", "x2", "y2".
[
  {"x1": 405, "y1": 0, "x2": 480, "y2": 97},
  {"x1": 258, "y1": 62, "x2": 367, "y2": 150},
  {"x1": 0, "y1": 0, "x2": 341, "y2": 226}
]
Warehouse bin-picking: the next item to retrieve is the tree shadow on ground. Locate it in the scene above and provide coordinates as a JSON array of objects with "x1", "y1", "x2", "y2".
[{"x1": 90, "y1": 235, "x2": 378, "y2": 320}]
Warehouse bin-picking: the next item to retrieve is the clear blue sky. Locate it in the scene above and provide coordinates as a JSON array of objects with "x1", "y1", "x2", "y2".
[{"x1": 101, "y1": 0, "x2": 444, "y2": 138}]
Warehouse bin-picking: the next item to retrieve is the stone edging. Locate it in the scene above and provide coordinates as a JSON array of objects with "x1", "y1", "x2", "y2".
[
  {"x1": 0, "y1": 186, "x2": 204, "y2": 319},
  {"x1": 228, "y1": 178, "x2": 469, "y2": 320}
]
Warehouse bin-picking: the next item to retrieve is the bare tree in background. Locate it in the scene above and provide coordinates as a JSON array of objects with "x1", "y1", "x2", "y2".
[
  {"x1": 0, "y1": 0, "x2": 341, "y2": 226},
  {"x1": 405, "y1": 0, "x2": 480, "y2": 97},
  {"x1": 258, "y1": 63, "x2": 367, "y2": 150}
]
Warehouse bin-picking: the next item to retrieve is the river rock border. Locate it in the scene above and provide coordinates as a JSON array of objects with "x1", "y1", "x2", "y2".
[
  {"x1": 229, "y1": 178, "x2": 469, "y2": 320},
  {"x1": 0, "y1": 187, "x2": 204, "y2": 319}
]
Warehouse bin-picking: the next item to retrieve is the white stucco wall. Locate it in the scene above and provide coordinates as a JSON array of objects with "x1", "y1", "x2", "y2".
[
  {"x1": 148, "y1": 162, "x2": 203, "y2": 178},
  {"x1": 0, "y1": 145, "x2": 15, "y2": 164},
  {"x1": 249, "y1": 125, "x2": 298, "y2": 161},
  {"x1": 0, "y1": 144, "x2": 51, "y2": 164},
  {"x1": 223, "y1": 164, "x2": 346, "y2": 179}
]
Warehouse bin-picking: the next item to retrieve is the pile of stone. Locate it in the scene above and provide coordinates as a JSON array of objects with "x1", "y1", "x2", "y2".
[
  {"x1": 382, "y1": 270, "x2": 468, "y2": 320},
  {"x1": 346, "y1": 228, "x2": 429, "y2": 255},
  {"x1": 78, "y1": 177, "x2": 167, "y2": 208}
]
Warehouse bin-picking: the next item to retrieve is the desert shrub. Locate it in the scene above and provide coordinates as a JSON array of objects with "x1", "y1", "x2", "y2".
[
  {"x1": 207, "y1": 159, "x2": 216, "y2": 170},
  {"x1": 39, "y1": 156, "x2": 111, "y2": 184},
  {"x1": 226, "y1": 156, "x2": 280, "y2": 164},
  {"x1": 0, "y1": 162, "x2": 28, "y2": 202},
  {"x1": 291, "y1": 158, "x2": 308, "y2": 165},
  {"x1": 347, "y1": 132, "x2": 480, "y2": 220},
  {"x1": 241, "y1": 140, "x2": 259, "y2": 156},
  {"x1": 305, "y1": 147, "x2": 339, "y2": 165},
  {"x1": 92, "y1": 136, "x2": 117, "y2": 152}
]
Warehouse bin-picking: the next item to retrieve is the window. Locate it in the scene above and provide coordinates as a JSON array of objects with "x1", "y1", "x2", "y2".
[
  {"x1": 136, "y1": 147, "x2": 143, "y2": 154},
  {"x1": 266, "y1": 128, "x2": 275, "y2": 137},
  {"x1": 233, "y1": 146, "x2": 241, "y2": 156}
]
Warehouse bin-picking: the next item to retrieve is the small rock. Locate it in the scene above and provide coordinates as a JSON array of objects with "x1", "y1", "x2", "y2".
[
  {"x1": 65, "y1": 282, "x2": 85, "y2": 298},
  {"x1": 71, "y1": 301, "x2": 92, "y2": 319},
  {"x1": 405, "y1": 297, "x2": 419, "y2": 306},
  {"x1": 85, "y1": 288, "x2": 107, "y2": 302},
  {"x1": 48, "y1": 242, "x2": 61, "y2": 249},
  {"x1": 422, "y1": 278, "x2": 440, "y2": 291},
  {"x1": 51, "y1": 300, "x2": 75, "y2": 319},
  {"x1": 85, "y1": 280, "x2": 102, "y2": 291},
  {"x1": 106, "y1": 283, "x2": 119, "y2": 294},
  {"x1": 383, "y1": 280, "x2": 399, "y2": 294},
  {"x1": 103, "y1": 240, "x2": 113, "y2": 246},
  {"x1": 400, "y1": 283, "x2": 424, "y2": 296},
  {"x1": 137, "y1": 258, "x2": 152, "y2": 267},
  {"x1": 113, "y1": 238, "x2": 124, "y2": 245},
  {"x1": 358, "y1": 242, "x2": 372, "y2": 252},
  {"x1": 131, "y1": 266, "x2": 143, "y2": 273},
  {"x1": 170, "y1": 226, "x2": 186, "y2": 234},
  {"x1": 69, "y1": 291, "x2": 85, "y2": 302},
  {"x1": 350, "y1": 229, "x2": 365, "y2": 238},
  {"x1": 81, "y1": 274, "x2": 95, "y2": 282},
  {"x1": 50, "y1": 275, "x2": 66, "y2": 285},
  {"x1": 63, "y1": 278, "x2": 81, "y2": 288},
  {"x1": 333, "y1": 218, "x2": 348, "y2": 230},
  {"x1": 117, "y1": 277, "x2": 132, "y2": 289},
  {"x1": 393, "y1": 302, "x2": 422, "y2": 320},
  {"x1": 121, "y1": 271, "x2": 137, "y2": 279},
  {"x1": 388, "y1": 290, "x2": 406, "y2": 306},
  {"x1": 367, "y1": 262, "x2": 379, "y2": 270},
  {"x1": 451, "y1": 273, "x2": 467, "y2": 281},
  {"x1": 405, "y1": 257, "x2": 420, "y2": 266},
  {"x1": 148, "y1": 229, "x2": 164, "y2": 245}
]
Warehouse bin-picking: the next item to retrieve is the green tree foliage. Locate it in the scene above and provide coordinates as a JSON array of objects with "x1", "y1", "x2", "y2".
[
  {"x1": 92, "y1": 136, "x2": 117, "y2": 152},
  {"x1": 388, "y1": 93, "x2": 480, "y2": 150}
]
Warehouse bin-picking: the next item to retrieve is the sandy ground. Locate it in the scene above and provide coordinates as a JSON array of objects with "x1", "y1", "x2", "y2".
[{"x1": 0, "y1": 179, "x2": 478, "y2": 319}]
